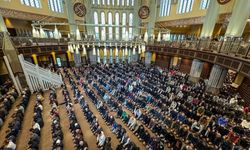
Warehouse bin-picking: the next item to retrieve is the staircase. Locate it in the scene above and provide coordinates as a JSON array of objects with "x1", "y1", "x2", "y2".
[{"x1": 18, "y1": 54, "x2": 63, "y2": 92}]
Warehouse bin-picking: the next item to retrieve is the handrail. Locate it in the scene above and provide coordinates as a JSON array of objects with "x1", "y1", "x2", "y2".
[
  {"x1": 148, "y1": 38, "x2": 250, "y2": 59},
  {"x1": 18, "y1": 54, "x2": 62, "y2": 92}
]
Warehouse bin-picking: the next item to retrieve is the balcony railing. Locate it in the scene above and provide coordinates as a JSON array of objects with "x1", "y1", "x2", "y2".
[
  {"x1": 148, "y1": 38, "x2": 250, "y2": 59},
  {"x1": 10, "y1": 37, "x2": 69, "y2": 47}
]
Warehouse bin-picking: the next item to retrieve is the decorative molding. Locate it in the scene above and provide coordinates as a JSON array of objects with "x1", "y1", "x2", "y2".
[
  {"x1": 217, "y1": 0, "x2": 231, "y2": 5},
  {"x1": 73, "y1": 2, "x2": 86, "y2": 17},
  {"x1": 138, "y1": 5, "x2": 150, "y2": 19},
  {"x1": 0, "y1": 8, "x2": 67, "y2": 22},
  {"x1": 156, "y1": 13, "x2": 232, "y2": 27}
]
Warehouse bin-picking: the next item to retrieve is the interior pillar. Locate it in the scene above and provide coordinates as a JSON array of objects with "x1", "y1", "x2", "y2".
[
  {"x1": 200, "y1": 0, "x2": 220, "y2": 37},
  {"x1": 189, "y1": 59, "x2": 204, "y2": 82},
  {"x1": 147, "y1": 0, "x2": 158, "y2": 37},
  {"x1": 145, "y1": 52, "x2": 152, "y2": 66},
  {"x1": 206, "y1": 64, "x2": 228, "y2": 94},
  {"x1": 225, "y1": 0, "x2": 250, "y2": 37}
]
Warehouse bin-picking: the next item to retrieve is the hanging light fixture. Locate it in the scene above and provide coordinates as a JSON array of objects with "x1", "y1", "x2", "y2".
[
  {"x1": 69, "y1": 44, "x2": 74, "y2": 53},
  {"x1": 104, "y1": 46, "x2": 107, "y2": 56},
  {"x1": 132, "y1": 46, "x2": 136, "y2": 55},
  {"x1": 36, "y1": 29, "x2": 40, "y2": 38},
  {"x1": 141, "y1": 44, "x2": 146, "y2": 53},
  {"x1": 144, "y1": 30, "x2": 148, "y2": 43},
  {"x1": 115, "y1": 46, "x2": 118, "y2": 56},
  {"x1": 87, "y1": 43, "x2": 90, "y2": 48},
  {"x1": 75, "y1": 46, "x2": 79, "y2": 54},
  {"x1": 39, "y1": 26, "x2": 45, "y2": 38},
  {"x1": 68, "y1": 33, "x2": 71, "y2": 38},
  {"x1": 54, "y1": 26, "x2": 60, "y2": 39},
  {"x1": 76, "y1": 26, "x2": 81, "y2": 40},
  {"x1": 125, "y1": 46, "x2": 128, "y2": 56},
  {"x1": 32, "y1": 26, "x2": 37, "y2": 38},
  {"x1": 82, "y1": 44, "x2": 86, "y2": 56},
  {"x1": 157, "y1": 31, "x2": 161, "y2": 42}
]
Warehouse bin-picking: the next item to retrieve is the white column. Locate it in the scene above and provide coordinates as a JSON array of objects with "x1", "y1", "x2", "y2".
[
  {"x1": 65, "y1": 0, "x2": 77, "y2": 36},
  {"x1": 97, "y1": 48, "x2": 100, "y2": 63},
  {"x1": 200, "y1": 0, "x2": 220, "y2": 37},
  {"x1": 133, "y1": 0, "x2": 140, "y2": 37},
  {"x1": 103, "y1": 47, "x2": 107, "y2": 64},
  {"x1": 145, "y1": 52, "x2": 152, "y2": 66},
  {"x1": 189, "y1": 59, "x2": 204, "y2": 82},
  {"x1": 115, "y1": 48, "x2": 119, "y2": 63},
  {"x1": 207, "y1": 64, "x2": 228, "y2": 93},
  {"x1": 128, "y1": 49, "x2": 131, "y2": 63},
  {"x1": 147, "y1": 0, "x2": 158, "y2": 37},
  {"x1": 109, "y1": 48, "x2": 113, "y2": 64},
  {"x1": 225, "y1": 0, "x2": 250, "y2": 37}
]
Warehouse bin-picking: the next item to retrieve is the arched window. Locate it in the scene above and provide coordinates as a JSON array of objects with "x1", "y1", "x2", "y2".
[
  {"x1": 159, "y1": 0, "x2": 171, "y2": 16},
  {"x1": 48, "y1": 0, "x2": 64, "y2": 13},
  {"x1": 126, "y1": 0, "x2": 129, "y2": 6},
  {"x1": 121, "y1": 0, "x2": 125, "y2": 6},
  {"x1": 108, "y1": 12, "x2": 113, "y2": 40},
  {"x1": 92, "y1": 0, "x2": 95, "y2": 4},
  {"x1": 94, "y1": 11, "x2": 99, "y2": 40},
  {"x1": 128, "y1": 13, "x2": 133, "y2": 39},
  {"x1": 112, "y1": 0, "x2": 115, "y2": 6},
  {"x1": 200, "y1": 0, "x2": 210, "y2": 9},
  {"x1": 102, "y1": 0, "x2": 105, "y2": 5},
  {"x1": 21, "y1": 0, "x2": 41, "y2": 8},
  {"x1": 101, "y1": 12, "x2": 106, "y2": 40},
  {"x1": 122, "y1": 13, "x2": 126, "y2": 40},
  {"x1": 117, "y1": 0, "x2": 120, "y2": 6},
  {"x1": 107, "y1": 0, "x2": 110, "y2": 5},
  {"x1": 97, "y1": 0, "x2": 100, "y2": 5},
  {"x1": 115, "y1": 12, "x2": 120, "y2": 40},
  {"x1": 177, "y1": 0, "x2": 194, "y2": 14},
  {"x1": 131, "y1": 0, "x2": 134, "y2": 6}
]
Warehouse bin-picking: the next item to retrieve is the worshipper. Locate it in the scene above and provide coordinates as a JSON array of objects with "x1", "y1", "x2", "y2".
[{"x1": 97, "y1": 131, "x2": 106, "y2": 148}]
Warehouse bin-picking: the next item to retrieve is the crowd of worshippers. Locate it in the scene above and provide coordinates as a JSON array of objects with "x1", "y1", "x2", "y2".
[
  {"x1": 66, "y1": 68, "x2": 141, "y2": 150},
  {"x1": 49, "y1": 88, "x2": 64, "y2": 150},
  {"x1": 60, "y1": 83, "x2": 88, "y2": 150},
  {"x1": 0, "y1": 88, "x2": 31, "y2": 150},
  {"x1": 64, "y1": 69, "x2": 112, "y2": 150},
  {"x1": 72, "y1": 62, "x2": 250, "y2": 150},
  {"x1": 71, "y1": 67, "x2": 165, "y2": 150},
  {"x1": 28, "y1": 92, "x2": 44, "y2": 150},
  {"x1": 0, "y1": 84, "x2": 18, "y2": 129}
]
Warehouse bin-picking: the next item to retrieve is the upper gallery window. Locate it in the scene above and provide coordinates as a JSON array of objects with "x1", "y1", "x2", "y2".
[
  {"x1": 20, "y1": 0, "x2": 41, "y2": 8},
  {"x1": 177, "y1": 0, "x2": 194, "y2": 14},
  {"x1": 48, "y1": 0, "x2": 64, "y2": 13},
  {"x1": 200, "y1": 0, "x2": 210, "y2": 9},
  {"x1": 159, "y1": 0, "x2": 171, "y2": 16}
]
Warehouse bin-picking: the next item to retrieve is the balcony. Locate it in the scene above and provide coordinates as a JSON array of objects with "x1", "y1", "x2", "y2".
[{"x1": 147, "y1": 38, "x2": 250, "y2": 78}]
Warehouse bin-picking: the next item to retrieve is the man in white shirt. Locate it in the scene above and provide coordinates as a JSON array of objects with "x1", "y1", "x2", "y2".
[
  {"x1": 6, "y1": 139, "x2": 16, "y2": 150},
  {"x1": 97, "y1": 131, "x2": 106, "y2": 147}
]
